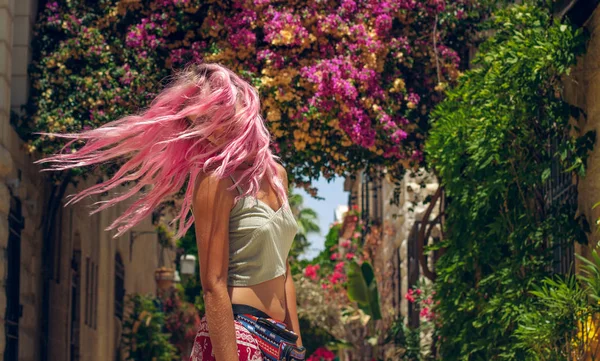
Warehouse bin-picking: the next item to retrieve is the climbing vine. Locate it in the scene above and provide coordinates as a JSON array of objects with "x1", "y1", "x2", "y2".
[
  {"x1": 426, "y1": 3, "x2": 593, "y2": 359},
  {"x1": 426, "y1": 3, "x2": 595, "y2": 361}
]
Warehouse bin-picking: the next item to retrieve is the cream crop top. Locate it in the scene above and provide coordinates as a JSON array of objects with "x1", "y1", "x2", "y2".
[{"x1": 227, "y1": 175, "x2": 299, "y2": 286}]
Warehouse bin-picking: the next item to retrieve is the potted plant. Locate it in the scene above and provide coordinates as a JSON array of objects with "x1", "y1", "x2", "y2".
[{"x1": 155, "y1": 267, "x2": 175, "y2": 291}]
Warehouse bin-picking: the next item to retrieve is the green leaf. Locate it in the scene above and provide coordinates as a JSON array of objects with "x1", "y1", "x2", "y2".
[
  {"x1": 361, "y1": 261, "x2": 376, "y2": 286},
  {"x1": 346, "y1": 261, "x2": 370, "y2": 306},
  {"x1": 346, "y1": 261, "x2": 382, "y2": 320}
]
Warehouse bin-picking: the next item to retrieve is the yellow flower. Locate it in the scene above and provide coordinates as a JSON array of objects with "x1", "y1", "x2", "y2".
[
  {"x1": 272, "y1": 28, "x2": 294, "y2": 46},
  {"x1": 407, "y1": 101, "x2": 416, "y2": 109},
  {"x1": 293, "y1": 129, "x2": 305, "y2": 139},
  {"x1": 275, "y1": 91, "x2": 295, "y2": 102},
  {"x1": 294, "y1": 140, "x2": 307, "y2": 151},
  {"x1": 391, "y1": 78, "x2": 405, "y2": 93},
  {"x1": 280, "y1": 29, "x2": 293, "y2": 43}
]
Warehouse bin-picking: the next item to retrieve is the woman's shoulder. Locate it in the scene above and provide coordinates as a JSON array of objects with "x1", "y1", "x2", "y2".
[
  {"x1": 273, "y1": 162, "x2": 288, "y2": 188},
  {"x1": 193, "y1": 172, "x2": 235, "y2": 203}
]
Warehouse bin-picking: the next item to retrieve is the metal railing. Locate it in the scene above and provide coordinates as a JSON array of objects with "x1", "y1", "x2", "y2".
[{"x1": 543, "y1": 136, "x2": 578, "y2": 275}]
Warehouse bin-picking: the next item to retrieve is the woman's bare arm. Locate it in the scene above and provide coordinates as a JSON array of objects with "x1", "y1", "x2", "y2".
[
  {"x1": 193, "y1": 173, "x2": 239, "y2": 361},
  {"x1": 283, "y1": 261, "x2": 303, "y2": 346},
  {"x1": 276, "y1": 163, "x2": 303, "y2": 346}
]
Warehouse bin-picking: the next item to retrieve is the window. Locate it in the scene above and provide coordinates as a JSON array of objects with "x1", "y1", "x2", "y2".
[
  {"x1": 93, "y1": 263, "x2": 98, "y2": 329},
  {"x1": 115, "y1": 254, "x2": 125, "y2": 320},
  {"x1": 406, "y1": 221, "x2": 421, "y2": 329},
  {"x1": 51, "y1": 207, "x2": 63, "y2": 284},
  {"x1": 84, "y1": 258, "x2": 98, "y2": 329},
  {"x1": 5, "y1": 196, "x2": 24, "y2": 361},
  {"x1": 85, "y1": 258, "x2": 90, "y2": 326},
  {"x1": 359, "y1": 171, "x2": 383, "y2": 238},
  {"x1": 70, "y1": 251, "x2": 81, "y2": 361},
  {"x1": 543, "y1": 136, "x2": 577, "y2": 275}
]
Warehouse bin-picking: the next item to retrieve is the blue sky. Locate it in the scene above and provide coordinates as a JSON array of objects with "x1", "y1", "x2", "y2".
[{"x1": 295, "y1": 177, "x2": 348, "y2": 260}]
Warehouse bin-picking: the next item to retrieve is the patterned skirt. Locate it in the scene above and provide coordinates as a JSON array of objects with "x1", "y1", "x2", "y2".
[{"x1": 189, "y1": 316, "x2": 264, "y2": 361}]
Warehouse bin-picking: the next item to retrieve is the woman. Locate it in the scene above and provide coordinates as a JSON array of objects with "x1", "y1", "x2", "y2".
[{"x1": 38, "y1": 63, "x2": 305, "y2": 361}]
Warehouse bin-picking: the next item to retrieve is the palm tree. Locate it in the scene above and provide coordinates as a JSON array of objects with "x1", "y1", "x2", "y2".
[{"x1": 288, "y1": 191, "x2": 320, "y2": 260}]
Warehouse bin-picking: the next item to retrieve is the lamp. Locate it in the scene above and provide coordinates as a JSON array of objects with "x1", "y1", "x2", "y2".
[{"x1": 180, "y1": 254, "x2": 197, "y2": 276}]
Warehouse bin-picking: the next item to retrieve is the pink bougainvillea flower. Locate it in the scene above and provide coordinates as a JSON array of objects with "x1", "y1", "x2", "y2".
[
  {"x1": 334, "y1": 261, "x2": 345, "y2": 272},
  {"x1": 29, "y1": 0, "x2": 485, "y2": 246},
  {"x1": 329, "y1": 271, "x2": 345, "y2": 285},
  {"x1": 345, "y1": 252, "x2": 355, "y2": 260},
  {"x1": 330, "y1": 252, "x2": 339, "y2": 261},
  {"x1": 341, "y1": 239, "x2": 352, "y2": 248},
  {"x1": 303, "y1": 264, "x2": 320, "y2": 281},
  {"x1": 307, "y1": 346, "x2": 336, "y2": 361},
  {"x1": 420, "y1": 306, "x2": 435, "y2": 321},
  {"x1": 405, "y1": 289, "x2": 416, "y2": 303}
]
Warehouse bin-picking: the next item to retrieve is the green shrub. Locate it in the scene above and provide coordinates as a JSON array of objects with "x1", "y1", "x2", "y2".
[
  {"x1": 426, "y1": 3, "x2": 592, "y2": 360},
  {"x1": 515, "y1": 251, "x2": 600, "y2": 360},
  {"x1": 121, "y1": 294, "x2": 177, "y2": 361}
]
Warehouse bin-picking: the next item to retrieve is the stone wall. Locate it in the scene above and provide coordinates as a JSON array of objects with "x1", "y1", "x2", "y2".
[
  {"x1": 0, "y1": 1, "x2": 177, "y2": 360},
  {"x1": 0, "y1": 1, "x2": 45, "y2": 360}
]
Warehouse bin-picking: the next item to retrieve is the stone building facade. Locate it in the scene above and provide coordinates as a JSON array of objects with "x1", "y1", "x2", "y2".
[
  {"x1": 344, "y1": 169, "x2": 439, "y2": 359},
  {"x1": 0, "y1": 1, "x2": 176, "y2": 361}
]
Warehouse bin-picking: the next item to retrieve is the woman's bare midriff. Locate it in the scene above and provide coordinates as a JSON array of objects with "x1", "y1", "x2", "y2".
[{"x1": 228, "y1": 275, "x2": 287, "y2": 321}]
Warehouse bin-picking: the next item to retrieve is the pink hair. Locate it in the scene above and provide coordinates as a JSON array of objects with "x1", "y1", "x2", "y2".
[{"x1": 36, "y1": 63, "x2": 287, "y2": 239}]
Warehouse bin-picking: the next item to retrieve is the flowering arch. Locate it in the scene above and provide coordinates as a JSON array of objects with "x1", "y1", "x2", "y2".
[{"x1": 19, "y1": 0, "x2": 490, "y2": 187}]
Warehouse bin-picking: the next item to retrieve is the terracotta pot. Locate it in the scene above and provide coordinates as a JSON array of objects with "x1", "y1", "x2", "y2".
[{"x1": 155, "y1": 268, "x2": 175, "y2": 291}]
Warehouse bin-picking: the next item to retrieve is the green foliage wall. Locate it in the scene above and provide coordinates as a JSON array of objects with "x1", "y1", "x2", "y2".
[{"x1": 426, "y1": 3, "x2": 593, "y2": 360}]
